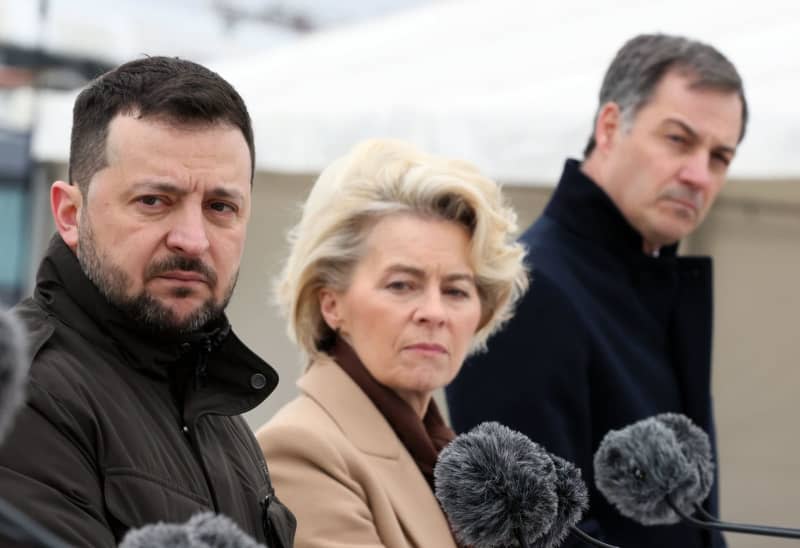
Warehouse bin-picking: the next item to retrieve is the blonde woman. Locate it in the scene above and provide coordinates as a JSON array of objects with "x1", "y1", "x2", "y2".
[{"x1": 257, "y1": 139, "x2": 528, "y2": 548}]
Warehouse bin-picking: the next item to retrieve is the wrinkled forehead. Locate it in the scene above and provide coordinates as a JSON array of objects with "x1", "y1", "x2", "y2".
[
  {"x1": 105, "y1": 112, "x2": 253, "y2": 174},
  {"x1": 95, "y1": 115, "x2": 252, "y2": 195},
  {"x1": 635, "y1": 73, "x2": 743, "y2": 148}
]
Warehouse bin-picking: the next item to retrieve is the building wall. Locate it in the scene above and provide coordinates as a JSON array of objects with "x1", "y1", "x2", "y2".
[{"x1": 693, "y1": 183, "x2": 800, "y2": 547}]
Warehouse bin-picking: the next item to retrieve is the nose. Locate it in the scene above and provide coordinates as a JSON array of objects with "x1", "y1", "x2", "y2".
[
  {"x1": 678, "y1": 151, "x2": 713, "y2": 188},
  {"x1": 412, "y1": 287, "x2": 447, "y2": 327},
  {"x1": 165, "y1": 206, "x2": 210, "y2": 257}
]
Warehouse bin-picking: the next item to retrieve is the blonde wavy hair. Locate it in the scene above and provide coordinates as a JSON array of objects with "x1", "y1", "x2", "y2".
[{"x1": 276, "y1": 139, "x2": 528, "y2": 359}]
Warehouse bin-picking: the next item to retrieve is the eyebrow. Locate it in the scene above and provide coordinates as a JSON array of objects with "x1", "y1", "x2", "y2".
[
  {"x1": 207, "y1": 186, "x2": 245, "y2": 203},
  {"x1": 130, "y1": 181, "x2": 245, "y2": 203},
  {"x1": 663, "y1": 118, "x2": 737, "y2": 156},
  {"x1": 385, "y1": 264, "x2": 476, "y2": 284}
]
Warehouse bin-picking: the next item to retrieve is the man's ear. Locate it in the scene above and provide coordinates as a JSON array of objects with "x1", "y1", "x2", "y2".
[
  {"x1": 318, "y1": 288, "x2": 344, "y2": 331},
  {"x1": 593, "y1": 102, "x2": 623, "y2": 154},
  {"x1": 51, "y1": 181, "x2": 83, "y2": 250}
]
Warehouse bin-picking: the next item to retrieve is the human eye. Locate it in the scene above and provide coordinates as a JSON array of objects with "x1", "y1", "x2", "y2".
[
  {"x1": 711, "y1": 151, "x2": 731, "y2": 168},
  {"x1": 207, "y1": 201, "x2": 237, "y2": 214},
  {"x1": 445, "y1": 288, "x2": 469, "y2": 298},
  {"x1": 444, "y1": 284, "x2": 473, "y2": 299},
  {"x1": 386, "y1": 279, "x2": 414, "y2": 292},
  {"x1": 666, "y1": 133, "x2": 689, "y2": 146},
  {"x1": 135, "y1": 195, "x2": 168, "y2": 210}
]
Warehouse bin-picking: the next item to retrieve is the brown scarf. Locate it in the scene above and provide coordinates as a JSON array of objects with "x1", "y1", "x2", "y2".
[
  {"x1": 331, "y1": 338, "x2": 469, "y2": 548},
  {"x1": 331, "y1": 337, "x2": 456, "y2": 488}
]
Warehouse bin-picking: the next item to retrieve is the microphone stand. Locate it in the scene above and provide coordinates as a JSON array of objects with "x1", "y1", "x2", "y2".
[
  {"x1": 516, "y1": 524, "x2": 621, "y2": 547},
  {"x1": 569, "y1": 525, "x2": 620, "y2": 548},
  {"x1": 666, "y1": 496, "x2": 800, "y2": 539},
  {"x1": 515, "y1": 527, "x2": 530, "y2": 548},
  {"x1": 0, "y1": 497, "x2": 69, "y2": 548}
]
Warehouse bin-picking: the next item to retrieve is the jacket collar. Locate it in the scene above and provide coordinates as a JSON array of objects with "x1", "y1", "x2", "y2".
[
  {"x1": 544, "y1": 159, "x2": 679, "y2": 264},
  {"x1": 331, "y1": 337, "x2": 454, "y2": 487},
  {"x1": 297, "y1": 354, "x2": 455, "y2": 548},
  {"x1": 298, "y1": 354, "x2": 402, "y2": 459},
  {"x1": 297, "y1": 356, "x2": 459, "y2": 548},
  {"x1": 33, "y1": 235, "x2": 278, "y2": 416}
]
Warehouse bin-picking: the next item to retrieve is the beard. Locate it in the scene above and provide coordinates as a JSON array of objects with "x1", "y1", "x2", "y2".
[{"x1": 76, "y1": 215, "x2": 237, "y2": 338}]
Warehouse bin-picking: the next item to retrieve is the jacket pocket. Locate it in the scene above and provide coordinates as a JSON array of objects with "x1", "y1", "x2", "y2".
[{"x1": 103, "y1": 468, "x2": 211, "y2": 531}]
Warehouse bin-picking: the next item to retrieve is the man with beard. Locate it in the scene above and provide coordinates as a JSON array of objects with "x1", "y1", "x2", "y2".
[
  {"x1": 447, "y1": 34, "x2": 746, "y2": 547},
  {"x1": 0, "y1": 57, "x2": 295, "y2": 547}
]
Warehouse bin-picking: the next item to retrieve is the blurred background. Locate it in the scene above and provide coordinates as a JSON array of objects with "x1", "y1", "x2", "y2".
[{"x1": 2, "y1": 1, "x2": 799, "y2": 546}]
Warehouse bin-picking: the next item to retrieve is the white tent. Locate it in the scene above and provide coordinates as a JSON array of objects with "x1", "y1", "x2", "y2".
[
  {"x1": 31, "y1": 0, "x2": 800, "y2": 184},
  {"x1": 0, "y1": 0, "x2": 298, "y2": 64}
]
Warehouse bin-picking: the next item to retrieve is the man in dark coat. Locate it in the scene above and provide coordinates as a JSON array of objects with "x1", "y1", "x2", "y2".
[
  {"x1": 0, "y1": 57, "x2": 295, "y2": 547},
  {"x1": 447, "y1": 34, "x2": 747, "y2": 548}
]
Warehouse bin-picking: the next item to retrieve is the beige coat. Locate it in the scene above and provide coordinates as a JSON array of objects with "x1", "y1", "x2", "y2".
[{"x1": 256, "y1": 355, "x2": 458, "y2": 548}]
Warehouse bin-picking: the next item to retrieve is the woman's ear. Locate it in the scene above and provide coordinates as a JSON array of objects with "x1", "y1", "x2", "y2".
[
  {"x1": 318, "y1": 288, "x2": 343, "y2": 331},
  {"x1": 51, "y1": 181, "x2": 83, "y2": 250}
]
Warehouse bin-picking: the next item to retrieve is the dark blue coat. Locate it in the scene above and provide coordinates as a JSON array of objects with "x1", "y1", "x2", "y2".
[{"x1": 446, "y1": 159, "x2": 725, "y2": 548}]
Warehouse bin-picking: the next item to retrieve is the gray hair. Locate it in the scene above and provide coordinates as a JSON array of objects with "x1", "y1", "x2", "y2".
[{"x1": 584, "y1": 33, "x2": 748, "y2": 157}]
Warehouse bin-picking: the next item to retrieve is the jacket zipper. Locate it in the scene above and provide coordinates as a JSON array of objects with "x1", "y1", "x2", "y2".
[
  {"x1": 180, "y1": 340, "x2": 218, "y2": 511},
  {"x1": 181, "y1": 338, "x2": 275, "y2": 542},
  {"x1": 181, "y1": 415, "x2": 220, "y2": 512},
  {"x1": 194, "y1": 339, "x2": 212, "y2": 391}
]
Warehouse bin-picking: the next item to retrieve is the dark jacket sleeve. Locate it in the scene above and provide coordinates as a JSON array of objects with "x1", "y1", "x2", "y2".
[
  {"x1": 446, "y1": 270, "x2": 603, "y2": 543},
  {"x1": 0, "y1": 379, "x2": 114, "y2": 547}
]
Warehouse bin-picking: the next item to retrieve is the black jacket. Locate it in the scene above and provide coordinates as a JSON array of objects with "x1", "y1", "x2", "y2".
[
  {"x1": 447, "y1": 160, "x2": 725, "y2": 547},
  {"x1": 0, "y1": 236, "x2": 296, "y2": 547}
]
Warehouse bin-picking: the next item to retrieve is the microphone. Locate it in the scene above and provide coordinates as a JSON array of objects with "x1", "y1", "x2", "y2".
[
  {"x1": 533, "y1": 453, "x2": 619, "y2": 548},
  {"x1": 593, "y1": 413, "x2": 705, "y2": 525},
  {"x1": 654, "y1": 413, "x2": 715, "y2": 510},
  {"x1": 0, "y1": 307, "x2": 29, "y2": 444},
  {"x1": 532, "y1": 454, "x2": 588, "y2": 548},
  {"x1": 594, "y1": 413, "x2": 800, "y2": 540},
  {"x1": 434, "y1": 422, "x2": 618, "y2": 548},
  {"x1": 119, "y1": 511, "x2": 265, "y2": 547},
  {"x1": 434, "y1": 421, "x2": 558, "y2": 548}
]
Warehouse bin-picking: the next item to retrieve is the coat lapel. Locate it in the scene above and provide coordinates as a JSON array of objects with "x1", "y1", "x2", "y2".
[{"x1": 299, "y1": 357, "x2": 457, "y2": 548}]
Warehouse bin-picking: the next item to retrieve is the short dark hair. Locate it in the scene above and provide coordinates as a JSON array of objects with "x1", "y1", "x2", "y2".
[
  {"x1": 68, "y1": 56, "x2": 254, "y2": 194},
  {"x1": 584, "y1": 33, "x2": 748, "y2": 157}
]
